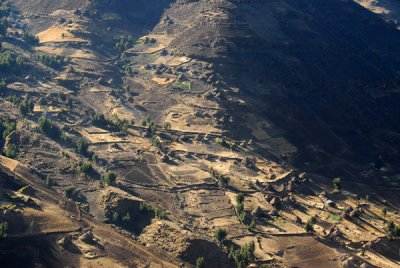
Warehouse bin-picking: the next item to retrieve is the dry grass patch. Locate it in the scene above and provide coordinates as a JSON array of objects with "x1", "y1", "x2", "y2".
[
  {"x1": 37, "y1": 24, "x2": 88, "y2": 43},
  {"x1": 152, "y1": 77, "x2": 175, "y2": 85}
]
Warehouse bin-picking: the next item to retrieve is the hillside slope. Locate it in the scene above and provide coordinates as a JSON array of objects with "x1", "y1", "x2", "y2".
[{"x1": 1, "y1": 0, "x2": 400, "y2": 267}]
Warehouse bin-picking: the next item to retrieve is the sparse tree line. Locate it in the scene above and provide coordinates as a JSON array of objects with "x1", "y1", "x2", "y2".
[
  {"x1": 0, "y1": 118, "x2": 16, "y2": 158},
  {"x1": 35, "y1": 54, "x2": 66, "y2": 69},
  {"x1": 92, "y1": 113, "x2": 129, "y2": 134},
  {"x1": 196, "y1": 227, "x2": 255, "y2": 268}
]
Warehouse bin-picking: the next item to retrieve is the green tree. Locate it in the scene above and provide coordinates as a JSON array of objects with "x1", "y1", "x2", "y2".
[
  {"x1": 64, "y1": 185, "x2": 76, "y2": 197},
  {"x1": 45, "y1": 175, "x2": 53, "y2": 187},
  {"x1": 78, "y1": 161, "x2": 92, "y2": 174},
  {"x1": 103, "y1": 172, "x2": 117, "y2": 186},
  {"x1": 76, "y1": 138, "x2": 89, "y2": 156},
  {"x1": 382, "y1": 207, "x2": 387, "y2": 216},
  {"x1": 333, "y1": 177, "x2": 342, "y2": 191},
  {"x1": 37, "y1": 115, "x2": 61, "y2": 139},
  {"x1": 195, "y1": 257, "x2": 205, "y2": 268},
  {"x1": 214, "y1": 228, "x2": 227, "y2": 243},
  {"x1": 0, "y1": 221, "x2": 8, "y2": 238}
]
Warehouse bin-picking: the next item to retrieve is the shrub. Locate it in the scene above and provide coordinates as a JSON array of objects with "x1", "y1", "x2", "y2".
[
  {"x1": 0, "y1": 79, "x2": 6, "y2": 90},
  {"x1": 112, "y1": 211, "x2": 120, "y2": 222},
  {"x1": 45, "y1": 175, "x2": 53, "y2": 187},
  {"x1": 214, "y1": 228, "x2": 227, "y2": 243},
  {"x1": 92, "y1": 113, "x2": 108, "y2": 128},
  {"x1": 195, "y1": 257, "x2": 205, "y2": 268},
  {"x1": 35, "y1": 54, "x2": 65, "y2": 68},
  {"x1": 76, "y1": 138, "x2": 89, "y2": 156},
  {"x1": 77, "y1": 161, "x2": 92, "y2": 174},
  {"x1": 4, "y1": 143, "x2": 17, "y2": 158},
  {"x1": 163, "y1": 122, "x2": 171, "y2": 130},
  {"x1": 18, "y1": 98, "x2": 34, "y2": 115},
  {"x1": 37, "y1": 115, "x2": 61, "y2": 139},
  {"x1": 139, "y1": 203, "x2": 165, "y2": 219},
  {"x1": 382, "y1": 207, "x2": 387, "y2": 216},
  {"x1": 333, "y1": 177, "x2": 342, "y2": 190},
  {"x1": 18, "y1": 185, "x2": 31, "y2": 195},
  {"x1": 153, "y1": 208, "x2": 165, "y2": 219},
  {"x1": 228, "y1": 242, "x2": 255, "y2": 268},
  {"x1": 23, "y1": 32, "x2": 39, "y2": 45},
  {"x1": 0, "y1": 51, "x2": 14, "y2": 72},
  {"x1": 386, "y1": 220, "x2": 400, "y2": 239},
  {"x1": 304, "y1": 218, "x2": 315, "y2": 233},
  {"x1": 0, "y1": 221, "x2": 8, "y2": 238},
  {"x1": 218, "y1": 175, "x2": 229, "y2": 187},
  {"x1": 236, "y1": 193, "x2": 244, "y2": 204},
  {"x1": 59, "y1": 131, "x2": 69, "y2": 143},
  {"x1": 148, "y1": 121, "x2": 157, "y2": 135},
  {"x1": 102, "y1": 172, "x2": 117, "y2": 186},
  {"x1": 64, "y1": 185, "x2": 76, "y2": 197},
  {"x1": 248, "y1": 219, "x2": 256, "y2": 231}
]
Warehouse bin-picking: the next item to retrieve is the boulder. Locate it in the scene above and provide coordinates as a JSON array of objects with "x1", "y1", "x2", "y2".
[
  {"x1": 252, "y1": 207, "x2": 265, "y2": 218},
  {"x1": 241, "y1": 157, "x2": 255, "y2": 168},
  {"x1": 79, "y1": 230, "x2": 94, "y2": 244},
  {"x1": 270, "y1": 197, "x2": 281, "y2": 208},
  {"x1": 341, "y1": 256, "x2": 359, "y2": 268},
  {"x1": 269, "y1": 209, "x2": 279, "y2": 217},
  {"x1": 160, "y1": 154, "x2": 170, "y2": 162}
]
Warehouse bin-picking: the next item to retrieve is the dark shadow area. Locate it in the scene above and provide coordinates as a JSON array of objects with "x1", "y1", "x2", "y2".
[
  {"x1": 88, "y1": 0, "x2": 174, "y2": 53},
  {"x1": 0, "y1": 235, "x2": 58, "y2": 268},
  {"x1": 205, "y1": 0, "x2": 400, "y2": 183},
  {"x1": 181, "y1": 239, "x2": 232, "y2": 268}
]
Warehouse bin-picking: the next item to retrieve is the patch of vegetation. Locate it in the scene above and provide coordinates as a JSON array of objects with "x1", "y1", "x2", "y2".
[
  {"x1": 92, "y1": 113, "x2": 128, "y2": 133},
  {"x1": 139, "y1": 203, "x2": 166, "y2": 219},
  {"x1": 64, "y1": 185, "x2": 76, "y2": 198},
  {"x1": 37, "y1": 114, "x2": 61, "y2": 140},
  {"x1": 102, "y1": 171, "x2": 117, "y2": 186},
  {"x1": 163, "y1": 122, "x2": 171, "y2": 130},
  {"x1": 195, "y1": 257, "x2": 205, "y2": 268},
  {"x1": 214, "y1": 228, "x2": 227, "y2": 244},
  {"x1": 45, "y1": 175, "x2": 53, "y2": 188},
  {"x1": 4, "y1": 143, "x2": 17, "y2": 158},
  {"x1": 22, "y1": 32, "x2": 39, "y2": 45},
  {"x1": 0, "y1": 51, "x2": 13, "y2": 72},
  {"x1": 0, "y1": 118, "x2": 17, "y2": 157},
  {"x1": 60, "y1": 131, "x2": 70, "y2": 143},
  {"x1": 304, "y1": 216, "x2": 316, "y2": 232},
  {"x1": 386, "y1": 220, "x2": 400, "y2": 239},
  {"x1": 209, "y1": 168, "x2": 229, "y2": 187},
  {"x1": 0, "y1": 118, "x2": 15, "y2": 143},
  {"x1": 18, "y1": 98, "x2": 35, "y2": 115},
  {"x1": 77, "y1": 161, "x2": 92, "y2": 175},
  {"x1": 35, "y1": 54, "x2": 65, "y2": 68},
  {"x1": 151, "y1": 136, "x2": 162, "y2": 149},
  {"x1": 147, "y1": 121, "x2": 157, "y2": 135},
  {"x1": 115, "y1": 36, "x2": 133, "y2": 52},
  {"x1": 76, "y1": 138, "x2": 90, "y2": 156},
  {"x1": 333, "y1": 177, "x2": 342, "y2": 191},
  {"x1": 17, "y1": 185, "x2": 32, "y2": 195},
  {"x1": 235, "y1": 193, "x2": 252, "y2": 226},
  {"x1": 174, "y1": 80, "x2": 191, "y2": 91},
  {"x1": 0, "y1": 221, "x2": 8, "y2": 238},
  {"x1": 381, "y1": 207, "x2": 387, "y2": 216},
  {"x1": 228, "y1": 241, "x2": 255, "y2": 268},
  {"x1": 330, "y1": 213, "x2": 340, "y2": 222}
]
